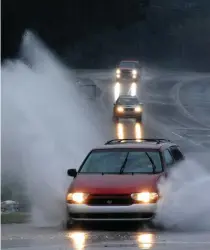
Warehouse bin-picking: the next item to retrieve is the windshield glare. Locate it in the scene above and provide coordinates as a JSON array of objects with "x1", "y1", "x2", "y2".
[
  {"x1": 117, "y1": 98, "x2": 139, "y2": 105},
  {"x1": 79, "y1": 150, "x2": 162, "y2": 174}
]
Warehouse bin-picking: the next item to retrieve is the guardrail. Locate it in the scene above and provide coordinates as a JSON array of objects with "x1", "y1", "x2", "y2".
[{"x1": 76, "y1": 78, "x2": 102, "y2": 100}]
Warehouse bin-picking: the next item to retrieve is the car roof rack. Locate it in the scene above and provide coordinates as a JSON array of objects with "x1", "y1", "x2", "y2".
[{"x1": 105, "y1": 138, "x2": 171, "y2": 145}]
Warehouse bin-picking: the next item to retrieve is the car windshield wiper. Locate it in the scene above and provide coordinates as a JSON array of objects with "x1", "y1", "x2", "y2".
[
  {"x1": 145, "y1": 152, "x2": 156, "y2": 174},
  {"x1": 119, "y1": 152, "x2": 129, "y2": 174}
]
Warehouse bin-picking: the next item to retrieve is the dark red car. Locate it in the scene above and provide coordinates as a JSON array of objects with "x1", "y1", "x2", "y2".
[{"x1": 65, "y1": 139, "x2": 184, "y2": 228}]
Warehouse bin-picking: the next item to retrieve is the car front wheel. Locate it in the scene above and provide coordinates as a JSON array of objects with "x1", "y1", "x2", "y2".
[
  {"x1": 65, "y1": 218, "x2": 82, "y2": 230},
  {"x1": 113, "y1": 116, "x2": 119, "y2": 123},
  {"x1": 136, "y1": 116, "x2": 142, "y2": 123}
]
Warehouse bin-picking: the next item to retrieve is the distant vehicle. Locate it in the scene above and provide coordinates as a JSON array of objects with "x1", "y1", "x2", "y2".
[
  {"x1": 65, "y1": 138, "x2": 185, "y2": 228},
  {"x1": 1, "y1": 200, "x2": 19, "y2": 212},
  {"x1": 113, "y1": 95, "x2": 143, "y2": 123},
  {"x1": 115, "y1": 60, "x2": 141, "y2": 82}
]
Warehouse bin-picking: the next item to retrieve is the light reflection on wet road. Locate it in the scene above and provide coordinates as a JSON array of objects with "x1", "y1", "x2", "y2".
[
  {"x1": 68, "y1": 230, "x2": 156, "y2": 250},
  {"x1": 2, "y1": 224, "x2": 210, "y2": 250},
  {"x1": 115, "y1": 121, "x2": 143, "y2": 140}
]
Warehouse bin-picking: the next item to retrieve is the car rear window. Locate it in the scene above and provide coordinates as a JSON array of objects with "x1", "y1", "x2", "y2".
[{"x1": 79, "y1": 149, "x2": 163, "y2": 174}]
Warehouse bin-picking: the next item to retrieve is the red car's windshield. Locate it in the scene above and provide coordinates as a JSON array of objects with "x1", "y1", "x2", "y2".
[{"x1": 79, "y1": 149, "x2": 163, "y2": 174}]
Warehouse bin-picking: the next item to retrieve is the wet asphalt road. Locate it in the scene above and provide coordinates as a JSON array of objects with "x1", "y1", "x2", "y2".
[
  {"x1": 2, "y1": 223, "x2": 210, "y2": 250},
  {"x1": 2, "y1": 68, "x2": 210, "y2": 250}
]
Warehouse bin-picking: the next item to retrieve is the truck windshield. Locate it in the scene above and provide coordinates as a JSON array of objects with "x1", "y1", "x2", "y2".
[
  {"x1": 119, "y1": 61, "x2": 136, "y2": 68},
  {"x1": 79, "y1": 149, "x2": 163, "y2": 174}
]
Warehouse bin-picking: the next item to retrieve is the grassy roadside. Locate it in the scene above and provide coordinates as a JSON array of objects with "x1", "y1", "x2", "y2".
[{"x1": 1, "y1": 212, "x2": 30, "y2": 224}]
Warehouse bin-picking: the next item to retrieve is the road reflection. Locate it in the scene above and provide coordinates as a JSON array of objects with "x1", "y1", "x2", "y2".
[
  {"x1": 114, "y1": 82, "x2": 137, "y2": 101},
  {"x1": 67, "y1": 231, "x2": 155, "y2": 249},
  {"x1": 137, "y1": 232, "x2": 156, "y2": 249},
  {"x1": 114, "y1": 82, "x2": 120, "y2": 101},
  {"x1": 116, "y1": 121, "x2": 143, "y2": 140},
  {"x1": 67, "y1": 232, "x2": 87, "y2": 250}
]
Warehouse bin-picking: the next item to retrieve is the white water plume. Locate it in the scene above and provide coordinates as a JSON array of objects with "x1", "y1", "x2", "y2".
[
  {"x1": 155, "y1": 158, "x2": 210, "y2": 231},
  {"x1": 1, "y1": 31, "x2": 109, "y2": 227}
]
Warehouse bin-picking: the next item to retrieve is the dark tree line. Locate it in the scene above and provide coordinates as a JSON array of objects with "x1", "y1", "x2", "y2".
[
  {"x1": 2, "y1": 0, "x2": 149, "y2": 62},
  {"x1": 2, "y1": 0, "x2": 210, "y2": 70}
]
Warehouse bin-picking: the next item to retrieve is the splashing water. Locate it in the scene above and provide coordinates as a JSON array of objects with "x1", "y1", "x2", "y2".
[
  {"x1": 1, "y1": 31, "x2": 110, "y2": 227},
  {"x1": 155, "y1": 157, "x2": 210, "y2": 231}
]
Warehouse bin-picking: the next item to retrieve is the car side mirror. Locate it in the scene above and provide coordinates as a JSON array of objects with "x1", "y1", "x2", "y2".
[{"x1": 67, "y1": 168, "x2": 77, "y2": 177}]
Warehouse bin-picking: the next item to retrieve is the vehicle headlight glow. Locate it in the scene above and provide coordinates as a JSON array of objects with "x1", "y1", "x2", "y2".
[
  {"x1": 132, "y1": 69, "x2": 137, "y2": 75},
  {"x1": 134, "y1": 106, "x2": 142, "y2": 112},
  {"x1": 116, "y1": 69, "x2": 121, "y2": 74},
  {"x1": 131, "y1": 82, "x2": 137, "y2": 96},
  {"x1": 68, "y1": 232, "x2": 87, "y2": 250},
  {"x1": 117, "y1": 122, "x2": 124, "y2": 139},
  {"x1": 131, "y1": 192, "x2": 158, "y2": 203},
  {"x1": 117, "y1": 106, "x2": 124, "y2": 112},
  {"x1": 66, "y1": 192, "x2": 89, "y2": 204},
  {"x1": 137, "y1": 233, "x2": 155, "y2": 249},
  {"x1": 114, "y1": 82, "x2": 120, "y2": 101}
]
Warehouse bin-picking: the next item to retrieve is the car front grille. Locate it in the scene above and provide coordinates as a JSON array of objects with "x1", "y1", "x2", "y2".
[
  {"x1": 121, "y1": 70, "x2": 132, "y2": 78},
  {"x1": 124, "y1": 108, "x2": 134, "y2": 112},
  {"x1": 86, "y1": 194, "x2": 133, "y2": 206},
  {"x1": 71, "y1": 212, "x2": 154, "y2": 219}
]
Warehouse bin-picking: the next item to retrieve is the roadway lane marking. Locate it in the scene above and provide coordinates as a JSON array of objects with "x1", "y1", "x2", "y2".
[
  {"x1": 175, "y1": 79, "x2": 210, "y2": 128},
  {"x1": 176, "y1": 128, "x2": 210, "y2": 131},
  {"x1": 170, "y1": 118, "x2": 188, "y2": 128},
  {"x1": 172, "y1": 132, "x2": 201, "y2": 146}
]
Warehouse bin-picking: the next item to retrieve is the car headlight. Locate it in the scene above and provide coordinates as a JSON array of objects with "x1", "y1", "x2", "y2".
[
  {"x1": 117, "y1": 106, "x2": 124, "y2": 112},
  {"x1": 134, "y1": 106, "x2": 142, "y2": 112},
  {"x1": 131, "y1": 192, "x2": 158, "y2": 203},
  {"x1": 116, "y1": 69, "x2": 121, "y2": 74},
  {"x1": 66, "y1": 192, "x2": 89, "y2": 204},
  {"x1": 132, "y1": 69, "x2": 137, "y2": 75}
]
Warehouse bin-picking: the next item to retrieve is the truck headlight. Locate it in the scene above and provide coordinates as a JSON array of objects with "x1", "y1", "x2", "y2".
[
  {"x1": 131, "y1": 192, "x2": 158, "y2": 203},
  {"x1": 132, "y1": 69, "x2": 137, "y2": 75},
  {"x1": 66, "y1": 192, "x2": 89, "y2": 204},
  {"x1": 117, "y1": 106, "x2": 124, "y2": 112},
  {"x1": 134, "y1": 106, "x2": 142, "y2": 112},
  {"x1": 116, "y1": 69, "x2": 121, "y2": 74}
]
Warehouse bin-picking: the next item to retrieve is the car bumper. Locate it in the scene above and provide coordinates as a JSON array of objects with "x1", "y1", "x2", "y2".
[
  {"x1": 114, "y1": 112, "x2": 142, "y2": 118},
  {"x1": 116, "y1": 76, "x2": 139, "y2": 82},
  {"x1": 67, "y1": 203, "x2": 156, "y2": 221}
]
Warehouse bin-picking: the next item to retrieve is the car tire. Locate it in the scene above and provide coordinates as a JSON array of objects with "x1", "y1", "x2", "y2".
[
  {"x1": 113, "y1": 116, "x2": 119, "y2": 123},
  {"x1": 142, "y1": 220, "x2": 164, "y2": 231},
  {"x1": 65, "y1": 218, "x2": 83, "y2": 230},
  {"x1": 136, "y1": 116, "x2": 142, "y2": 123},
  {"x1": 138, "y1": 220, "x2": 156, "y2": 231},
  {"x1": 65, "y1": 218, "x2": 74, "y2": 230}
]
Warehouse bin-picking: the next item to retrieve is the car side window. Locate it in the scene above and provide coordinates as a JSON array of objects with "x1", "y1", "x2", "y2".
[
  {"x1": 170, "y1": 146, "x2": 184, "y2": 162},
  {"x1": 163, "y1": 149, "x2": 174, "y2": 167}
]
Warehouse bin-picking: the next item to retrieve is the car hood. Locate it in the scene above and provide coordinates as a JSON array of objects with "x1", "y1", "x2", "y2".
[{"x1": 68, "y1": 174, "x2": 161, "y2": 194}]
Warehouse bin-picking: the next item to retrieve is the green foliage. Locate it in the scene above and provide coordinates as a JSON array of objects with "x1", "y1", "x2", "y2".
[{"x1": 1, "y1": 212, "x2": 30, "y2": 224}]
